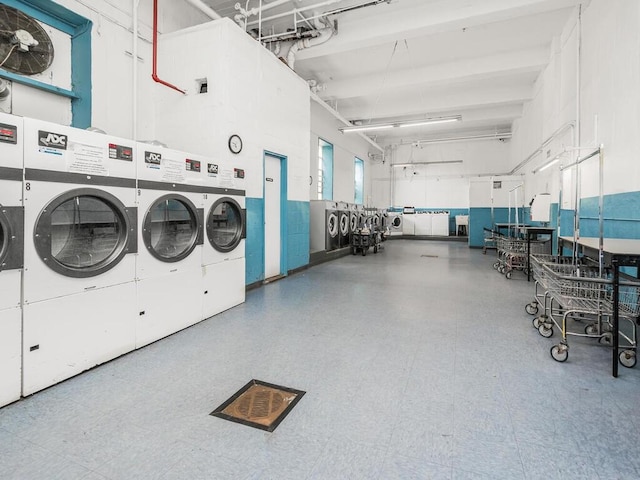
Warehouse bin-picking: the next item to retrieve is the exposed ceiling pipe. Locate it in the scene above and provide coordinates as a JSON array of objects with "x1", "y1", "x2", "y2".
[
  {"x1": 152, "y1": 0, "x2": 186, "y2": 94},
  {"x1": 398, "y1": 132, "x2": 512, "y2": 146},
  {"x1": 311, "y1": 91, "x2": 383, "y2": 152},
  {"x1": 287, "y1": 18, "x2": 334, "y2": 70},
  {"x1": 236, "y1": 0, "x2": 303, "y2": 20},
  {"x1": 245, "y1": 0, "x2": 344, "y2": 27},
  {"x1": 185, "y1": 0, "x2": 222, "y2": 20},
  {"x1": 132, "y1": 0, "x2": 140, "y2": 139}
]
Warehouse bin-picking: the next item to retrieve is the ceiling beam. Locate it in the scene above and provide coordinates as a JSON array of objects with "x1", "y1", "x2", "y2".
[
  {"x1": 336, "y1": 84, "x2": 533, "y2": 120},
  {"x1": 319, "y1": 46, "x2": 548, "y2": 100},
  {"x1": 295, "y1": 0, "x2": 580, "y2": 60}
]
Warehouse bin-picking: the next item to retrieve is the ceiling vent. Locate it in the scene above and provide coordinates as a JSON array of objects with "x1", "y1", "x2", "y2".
[{"x1": 0, "y1": 5, "x2": 54, "y2": 75}]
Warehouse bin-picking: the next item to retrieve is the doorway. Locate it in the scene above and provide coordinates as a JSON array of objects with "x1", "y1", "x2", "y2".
[{"x1": 264, "y1": 152, "x2": 287, "y2": 280}]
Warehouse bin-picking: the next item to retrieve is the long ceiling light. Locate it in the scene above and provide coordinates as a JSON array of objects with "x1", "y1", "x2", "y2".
[
  {"x1": 392, "y1": 160, "x2": 463, "y2": 167},
  {"x1": 340, "y1": 115, "x2": 461, "y2": 133},
  {"x1": 533, "y1": 157, "x2": 560, "y2": 174}
]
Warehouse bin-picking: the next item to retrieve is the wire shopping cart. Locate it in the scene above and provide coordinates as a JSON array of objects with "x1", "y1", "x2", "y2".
[{"x1": 531, "y1": 261, "x2": 639, "y2": 367}]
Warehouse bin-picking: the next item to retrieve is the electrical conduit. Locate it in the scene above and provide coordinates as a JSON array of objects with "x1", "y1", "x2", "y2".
[{"x1": 152, "y1": 0, "x2": 185, "y2": 94}]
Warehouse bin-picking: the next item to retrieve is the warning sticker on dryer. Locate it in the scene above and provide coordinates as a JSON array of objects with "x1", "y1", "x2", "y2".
[
  {"x1": 66, "y1": 142, "x2": 109, "y2": 175},
  {"x1": 218, "y1": 167, "x2": 236, "y2": 188},
  {"x1": 161, "y1": 157, "x2": 186, "y2": 183}
]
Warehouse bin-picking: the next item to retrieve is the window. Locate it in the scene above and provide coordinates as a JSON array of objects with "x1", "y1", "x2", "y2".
[
  {"x1": 317, "y1": 139, "x2": 333, "y2": 200},
  {"x1": 354, "y1": 157, "x2": 364, "y2": 204}
]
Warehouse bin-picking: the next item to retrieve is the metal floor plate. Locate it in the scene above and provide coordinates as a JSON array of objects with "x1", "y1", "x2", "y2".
[{"x1": 210, "y1": 380, "x2": 305, "y2": 432}]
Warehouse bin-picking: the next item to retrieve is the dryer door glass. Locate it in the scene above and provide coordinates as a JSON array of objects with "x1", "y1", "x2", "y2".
[
  {"x1": 207, "y1": 198, "x2": 242, "y2": 253},
  {"x1": 50, "y1": 196, "x2": 123, "y2": 268},
  {"x1": 0, "y1": 214, "x2": 7, "y2": 262},
  {"x1": 147, "y1": 198, "x2": 198, "y2": 260}
]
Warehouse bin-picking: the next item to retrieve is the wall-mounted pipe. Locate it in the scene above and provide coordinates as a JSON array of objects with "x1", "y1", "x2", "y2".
[
  {"x1": 508, "y1": 122, "x2": 574, "y2": 175},
  {"x1": 185, "y1": 0, "x2": 222, "y2": 20},
  {"x1": 286, "y1": 22, "x2": 334, "y2": 69},
  {"x1": 152, "y1": 0, "x2": 186, "y2": 94},
  {"x1": 132, "y1": 0, "x2": 140, "y2": 139}
]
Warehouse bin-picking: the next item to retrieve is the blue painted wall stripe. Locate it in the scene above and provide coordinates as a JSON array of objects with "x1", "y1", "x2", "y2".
[
  {"x1": 287, "y1": 201, "x2": 310, "y2": 271},
  {"x1": 246, "y1": 197, "x2": 265, "y2": 285}
]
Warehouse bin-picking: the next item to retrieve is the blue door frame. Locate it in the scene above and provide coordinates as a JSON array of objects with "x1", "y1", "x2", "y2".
[{"x1": 263, "y1": 151, "x2": 288, "y2": 276}]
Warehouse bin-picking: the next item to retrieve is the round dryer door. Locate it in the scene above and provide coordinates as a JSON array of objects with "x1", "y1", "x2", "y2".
[
  {"x1": 33, "y1": 189, "x2": 134, "y2": 278},
  {"x1": 392, "y1": 216, "x2": 402, "y2": 228},
  {"x1": 143, "y1": 194, "x2": 200, "y2": 262},
  {"x1": 339, "y1": 213, "x2": 349, "y2": 235},
  {"x1": 0, "y1": 210, "x2": 9, "y2": 265},
  {"x1": 349, "y1": 213, "x2": 357, "y2": 231},
  {"x1": 327, "y1": 212, "x2": 338, "y2": 237},
  {"x1": 206, "y1": 197, "x2": 244, "y2": 253}
]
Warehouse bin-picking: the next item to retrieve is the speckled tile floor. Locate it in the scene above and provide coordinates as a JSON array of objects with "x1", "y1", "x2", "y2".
[{"x1": 1, "y1": 240, "x2": 639, "y2": 479}]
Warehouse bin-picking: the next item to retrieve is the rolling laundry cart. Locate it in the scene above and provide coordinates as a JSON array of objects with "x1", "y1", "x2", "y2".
[{"x1": 350, "y1": 227, "x2": 381, "y2": 256}]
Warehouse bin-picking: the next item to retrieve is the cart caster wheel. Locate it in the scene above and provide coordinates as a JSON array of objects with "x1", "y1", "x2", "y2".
[
  {"x1": 584, "y1": 324, "x2": 598, "y2": 335},
  {"x1": 483, "y1": 248, "x2": 487, "y2": 254},
  {"x1": 498, "y1": 265, "x2": 504, "y2": 274},
  {"x1": 352, "y1": 247, "x2": 357, "y2": 255},
  {"x1": 619, "y1": 350, "x2": 637, "y2": 368},
  {"x1": 362, "y1": 249, "x2": 367, "y2": 256},
  {"x1": 538, "y1": 324, "x2": 553, "y2": 338},
  {"x1": 374, "y1": 245, "x2": 378, "y2": 253},
  {"x1": 533, "y1": 317, "x2": 541, "y2": 329},
  {"x1": 524, "y1": 268, "x2": 530, "y2": 276},
  {"x1": 599, "y1": 332, "x2": 613, "y2": 346},
  {"x1": 550, "y1": 344, "x2": 569, "y2": 362},
  {"x1": 525, "y1": 303, "x2": 539, "y2": 315},
  {"x1": 505, "y1": 270, "x2": 512, "y2": 279},
  {"x1": 493, "y1": 261, "x2": 499, "y2": 270}
]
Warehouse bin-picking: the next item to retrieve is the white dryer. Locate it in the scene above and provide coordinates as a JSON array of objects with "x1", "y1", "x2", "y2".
[
  {"x1": 201, "y1": 159, "x2": 246, "y2": 320},
  {"x1": 337, "y1": 201, "x2": 350, "y2": 248},
  {"x1": 135, "y1": 144, "x2": 205, "y2": 348},
  {"x1": 22, "y1": 119, "x2": 138, "y2": 396},
  {"x1": 0, "y1": 113, "x2": 23, "y2": 407}
]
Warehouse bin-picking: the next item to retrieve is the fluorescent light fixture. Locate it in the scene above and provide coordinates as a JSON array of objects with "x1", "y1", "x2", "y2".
[
  {"x1": 339, "y1": 123, "x2": 394, "y2": 133},
  {"x1": 533, "y1": 157, "x2": 560, "y2": 174},
  {"x1": 398, "y1": 117, "x2": 461, "y2": 128},
  {"x1": 392, "y1": 160, "x2": 463, "y2": 167},
  {"x1": 341, "y1": 115, "x2": 461, "y2": 133}
]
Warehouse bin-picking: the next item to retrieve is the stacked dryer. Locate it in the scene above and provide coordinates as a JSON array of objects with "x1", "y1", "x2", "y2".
[
  {"x1": 135, "y1": 144, "x2": 205, "y2": 348},
  {"x1": 201, "y1": 158, "x2": 246, "y2": 320},
  {"x1": 22, "y1": 119, "x2": 138, "y2": 396},
  {"x1": 0, "y1": 113, "x2": 23, "y2": 407}
]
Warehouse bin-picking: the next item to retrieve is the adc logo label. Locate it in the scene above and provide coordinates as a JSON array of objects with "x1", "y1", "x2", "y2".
[
  {"x1": 38, "y1": 130, "x2": 67, "y2": 150},
  {"x1": 145, "y1": 151, "x2": 162, "y2": 165}
]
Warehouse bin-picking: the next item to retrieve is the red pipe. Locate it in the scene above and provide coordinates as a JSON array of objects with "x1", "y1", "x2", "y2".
[{"x1": 152, "y1": 0, "x2": 186, "y2": 94}]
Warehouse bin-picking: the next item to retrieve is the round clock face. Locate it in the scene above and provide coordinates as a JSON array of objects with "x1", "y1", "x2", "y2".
[{"x1": 228, "y1": 134, "x2": 242, "y2": 154}]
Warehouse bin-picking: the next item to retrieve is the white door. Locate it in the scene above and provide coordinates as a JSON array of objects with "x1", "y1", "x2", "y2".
[{"x1": 264, "y1": 153, "x2": 281, "y2": 279}]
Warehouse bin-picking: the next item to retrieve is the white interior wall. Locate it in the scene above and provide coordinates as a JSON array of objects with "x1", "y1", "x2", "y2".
[
  {"x1": 310, "y1": 101, "x2": 377, "y2": 204},
  {"x1": 11, "y1": 0, "x2": 209, "y2": 138},
  {"x1": 153, "y1": 18, "x2": 310, "y2": 201},
  {"x1": 375, "y1": 138, "x2": 511, "y2": 208},
  {"x1": 510, "y1": 0, "x2": 640, "y2": 204}
]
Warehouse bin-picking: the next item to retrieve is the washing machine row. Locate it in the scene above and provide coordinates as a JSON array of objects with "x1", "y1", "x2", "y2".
[{"x1": 0, "y1": 115, "x2": 246, "y2": 403}]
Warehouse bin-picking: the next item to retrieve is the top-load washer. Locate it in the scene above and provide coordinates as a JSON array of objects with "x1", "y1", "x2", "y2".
[
  {"x1": 22, "y1": 118, "x2": 138, "y2": 396},
  {"x1": 337, "y1": 201, "x2": 350, "y2": 248},
  {"x1": 0, "y1": 113, "x2": 24, "y2": 407},
  {"x1": 135, "y1": 144, "x2": 205, "y2": 348},
  {"x1": 201, "y1": 158, "x2": 246, "y2": 320}
]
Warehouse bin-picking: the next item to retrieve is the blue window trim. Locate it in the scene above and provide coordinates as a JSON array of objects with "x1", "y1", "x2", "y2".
[
  {"x1": 354, "y1": 156, "x2": 364, "y2": 204},
  {"x1": 319, "y1": 138, "x2": 334, "y2": 201},
  {"x1": 0, "y1": 0, "x2": 92, "y2": 128}
]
